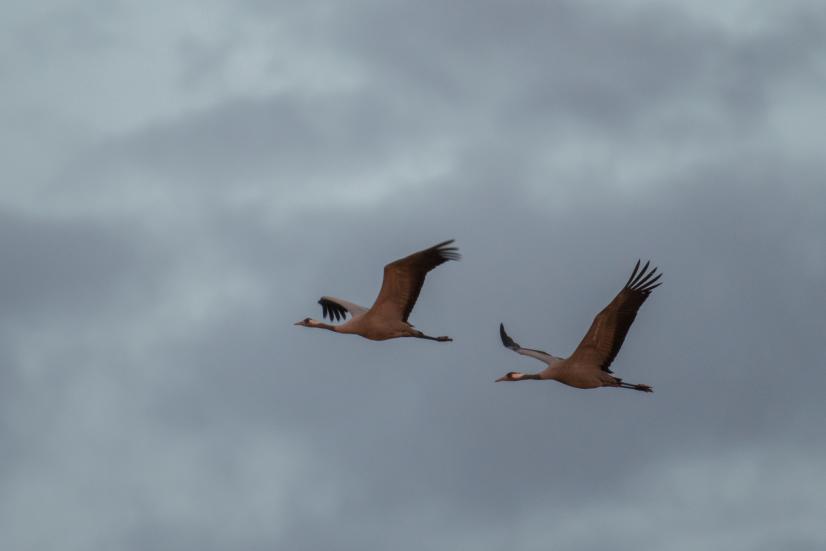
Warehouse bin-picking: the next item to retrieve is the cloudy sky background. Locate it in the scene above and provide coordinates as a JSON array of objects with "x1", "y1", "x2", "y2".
[{"x1": 2, "y1": 1, "x2": 825, "y2": 549}]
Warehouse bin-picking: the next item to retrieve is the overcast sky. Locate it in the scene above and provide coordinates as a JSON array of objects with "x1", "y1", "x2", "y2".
[{"x1": 2, "y1": 1, "x2": 825, "y2": 549}]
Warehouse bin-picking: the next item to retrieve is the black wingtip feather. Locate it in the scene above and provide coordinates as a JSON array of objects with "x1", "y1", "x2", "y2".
[
  {"x1": 625, "y1": 260, "x2": 664, "y2": 292},
  {"x1": 639, "y1": 273, "x2": 663, "y2": 291},
  {"x1": 634, "y1": 266, "x2": 658, "y2": 288},
  {"x1": 625, "y1": 259, "x2": 642, "y2": 287},
  {"x1": 622, "y1": 262, "x2": 661, "y2": 295},
  {"x1": 318, "y1": 297, "x2": 349, "y2": 322},
  {"x1": 631, "y1": 260, "x2": 651, "y2": 287},
  {"x1": 435, "y1": 240, "x2": 461, "y2": 262},
  {"x1": 642, "y1": 281, "x2": 663, "y2": 293},
  {"x1": 499, "y1": 323, "x2": 519, "y2": 350}
]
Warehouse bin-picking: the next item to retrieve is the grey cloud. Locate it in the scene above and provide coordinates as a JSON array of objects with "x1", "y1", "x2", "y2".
[
  {"x1": 332, "y1": 0, "x2": 826, "y2": 131},
  {"x1": 58, "y1": 0, "x2": 825, "y2": 214},
  {"x1": 74, "y1": 90, "x2": 437, "y2": 196},
  {"x1": 0, "y1": 208, "x2": 158, "y2": 323},
  {"x1": 0, "y1": 208, "x2": 165, "y2": 494}
]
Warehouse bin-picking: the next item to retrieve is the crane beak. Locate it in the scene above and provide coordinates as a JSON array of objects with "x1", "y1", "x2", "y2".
[{"x1": 495, "y1": 375, "x2": 508, "y2": 382}]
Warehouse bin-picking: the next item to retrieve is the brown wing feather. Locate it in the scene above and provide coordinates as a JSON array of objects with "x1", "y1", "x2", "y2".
[
  {"x1": 369, "y1": 240, "x2": 460, "y2": 322},
  {"x1": 569, "y1": 260, "x2": 662, "y2": 372}
]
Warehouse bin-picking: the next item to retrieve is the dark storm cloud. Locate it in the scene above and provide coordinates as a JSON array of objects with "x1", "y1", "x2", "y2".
[{"x1": 2, "y1": 0, "x2": 825, "y2": 550}]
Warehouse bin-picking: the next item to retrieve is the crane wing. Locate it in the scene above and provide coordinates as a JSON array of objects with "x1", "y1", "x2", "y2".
[
  {"x1": 568, "y1": 260, "x2": 662, "y2": 373},
  {"x1": 499, "y1": 323, "x2": 558, "y2": 365},
  {"x1": 369, "y1": 239, "x2": 460, "y2": 322},
  {"x1": 318, "y1": 296, "x2": 368, "y2": 322}
]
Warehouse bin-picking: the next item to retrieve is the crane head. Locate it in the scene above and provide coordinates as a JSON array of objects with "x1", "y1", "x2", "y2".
[{"x1": 495, "y1": 371, "x2": 525, "y2": 382}]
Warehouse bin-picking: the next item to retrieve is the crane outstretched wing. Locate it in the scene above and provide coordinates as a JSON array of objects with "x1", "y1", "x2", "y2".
[
  {"x1": 568, "y1": 260, "x2": 662, "y2": 373},
  {"x1": 318, "y1": 296, "x2": 368, "y2": 322},
  {"x1": 369, "y1": 240, "x2": 460, "y2": 322},
  {"x1": 499, "y1": 323, "x2": 558, "y2": 364}
]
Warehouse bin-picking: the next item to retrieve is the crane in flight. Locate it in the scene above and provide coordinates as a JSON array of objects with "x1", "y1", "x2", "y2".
[
  {"x1": 496, "y1": 260, "x2": 661, "y2": 392},
  {"x1": 295, "y1": 240, "x2": 460, "y2": 342}
]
